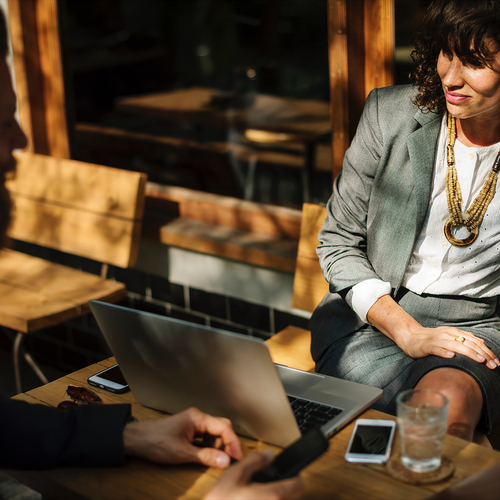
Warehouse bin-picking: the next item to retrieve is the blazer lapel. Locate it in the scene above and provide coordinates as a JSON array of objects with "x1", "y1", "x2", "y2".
[{"x1": 407, "y1": 111, "x2": 442, "y2": 232}]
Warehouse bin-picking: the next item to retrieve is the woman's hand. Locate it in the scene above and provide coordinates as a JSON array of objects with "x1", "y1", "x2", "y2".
[{"x1": 367, "y1": 295, "x2": 500, "y2": 369}]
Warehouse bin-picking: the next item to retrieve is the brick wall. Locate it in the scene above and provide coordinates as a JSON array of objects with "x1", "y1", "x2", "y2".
[{"x1": 7, "y1": 240, "x2": 310, "y2": 374}]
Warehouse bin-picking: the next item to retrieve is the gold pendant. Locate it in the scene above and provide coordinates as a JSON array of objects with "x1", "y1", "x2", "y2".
[{"x1": 444, "y1": 218, "x2": 478, "y2": 246}]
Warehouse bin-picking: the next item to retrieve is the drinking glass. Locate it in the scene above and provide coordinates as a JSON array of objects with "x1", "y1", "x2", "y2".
[{"x1": 396, "y1": 389, "x2": 448, "y2": 473}]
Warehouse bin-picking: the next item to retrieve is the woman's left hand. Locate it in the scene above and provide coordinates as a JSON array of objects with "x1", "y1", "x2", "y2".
[{"x1": 366, "y1": 294, "x2": 500, "y2": 369}]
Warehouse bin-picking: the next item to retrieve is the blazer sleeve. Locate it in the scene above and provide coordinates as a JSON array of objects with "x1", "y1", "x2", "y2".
[
  {"x1": 0, "y1": 396, "x2": 131, "y2": 469},
  {"x1": 317, "y1": 87, "x2": 385, "y2": 297}
]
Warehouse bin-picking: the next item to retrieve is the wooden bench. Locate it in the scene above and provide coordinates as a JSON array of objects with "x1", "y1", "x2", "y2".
[
  {"x1": 266, "y1": 203, "x2": 500, "y2": 450},
  {"x1": 1, "y1": 152, "x2": 147, "y2": 392}
]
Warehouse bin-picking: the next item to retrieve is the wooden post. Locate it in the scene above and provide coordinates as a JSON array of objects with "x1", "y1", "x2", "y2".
[
  {"x1": 7, "y1": 0, "x2": 69, "y2": 158},
  {"x1": 328, "y1": 0, "x2": 349, "y2": 181},
  {"x1": 364, "y1": 0, "x2": 394, "y2": 95},
  {"x1": 328, "y1": 0, "x2": 394, "y2": 179}
]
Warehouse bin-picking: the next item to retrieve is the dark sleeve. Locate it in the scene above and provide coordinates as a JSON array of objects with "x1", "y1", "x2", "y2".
[{"x1": 0, "y1": 396, "x2": 131, "y2": 469}]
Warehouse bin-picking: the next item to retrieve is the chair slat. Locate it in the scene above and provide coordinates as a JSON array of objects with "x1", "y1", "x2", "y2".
[{"x1": 8, "y1": 152, "x2": 146, "y2": 220}]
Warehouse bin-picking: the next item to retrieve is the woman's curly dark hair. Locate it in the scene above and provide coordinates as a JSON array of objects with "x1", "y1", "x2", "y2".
[{"x1": 411, "y1": 0, "x2": 500, "y2": 113}]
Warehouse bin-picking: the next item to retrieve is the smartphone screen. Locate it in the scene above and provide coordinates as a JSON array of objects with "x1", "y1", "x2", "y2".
[
  {"x1": 344, "y1": 419, "x2": 396, "y2": 463},
  {"x1": 87, "y1": 364, "x2": 130, "y2": 393},
  {"x1": 97, "y1": 365, "x2": 127, "y2": 385}
]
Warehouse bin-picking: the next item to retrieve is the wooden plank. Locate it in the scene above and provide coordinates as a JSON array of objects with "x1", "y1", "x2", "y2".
[
  {"x1": 328, "y1": 0, "x2": 349, "y2": 178},
  {"x1": 364, "y1": 0, "x2": 394, "y2": 95},
  {"x1": 9, "y1": 152, "x2": 147, "y2": 221},
  {"x1": 6, "y1": 0, "x2": 34, "y2": 152},
  {"x1": 146, "y1": 183, "x2": 302, "y2": 240},
  {"x1": 35, "y1": 0, "x2": 69, "y2": 158},
  {"x1": 346, "y1": 0, "x2": 367, "y2": 140},
  {"x1": 158, "y1": 217, "x2": 297, "y2": 273},
  {"x1": 5, "y1": 152, "x2": 147, "y2": 267},
  {"x1": 7, "y1": 0, "x2": 69, "y2": 157},
  {"x1": 8, "y1": 196, "x2": 141, "y2": 268},
  {"x1": 0, "y1": 250, "x2": 125, "y2": 332}
]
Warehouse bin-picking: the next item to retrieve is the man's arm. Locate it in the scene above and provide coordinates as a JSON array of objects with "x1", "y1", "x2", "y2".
[{"x1": 0, "y1": 396, "x2": 130, "y2": 469}]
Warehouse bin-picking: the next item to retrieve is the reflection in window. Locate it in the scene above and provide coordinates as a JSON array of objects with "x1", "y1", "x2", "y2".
[
  {"x1": 62, "y1": 0, "x2": 332, "y2": 208},
  {"x1": 394, "y1": 0, "x2": 431, "y2": 85}
]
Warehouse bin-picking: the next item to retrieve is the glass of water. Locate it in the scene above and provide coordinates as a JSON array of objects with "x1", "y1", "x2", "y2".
[{"x1": 396, "y1": 389, "x2": 448, "y2": 473}]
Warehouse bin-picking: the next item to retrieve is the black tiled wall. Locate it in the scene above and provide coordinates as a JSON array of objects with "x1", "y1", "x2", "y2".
[{"x1": 8, "y1": 241, "x2": 310, "y2": 375}]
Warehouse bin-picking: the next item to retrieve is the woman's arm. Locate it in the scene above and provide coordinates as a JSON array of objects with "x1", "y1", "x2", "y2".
[{"x1": 367, "y1": 294, "x2": 500, "y2": 369}]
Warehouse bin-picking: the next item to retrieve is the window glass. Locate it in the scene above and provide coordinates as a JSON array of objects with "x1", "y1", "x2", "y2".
[
  {"x1": 394, "y1": 0, "x2": 431, "y2": 85},
  {"x1": 62, "y1": 0, "x2": 331, "y2": 208}
]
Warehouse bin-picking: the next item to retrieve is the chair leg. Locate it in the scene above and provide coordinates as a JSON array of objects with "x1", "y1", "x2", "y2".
[
  {"x1": 13, "y1": 332, "x2": 49, "y2": 394},
  {"x1": 13, "y1": 332, "x2": 23, "y2": 394}
]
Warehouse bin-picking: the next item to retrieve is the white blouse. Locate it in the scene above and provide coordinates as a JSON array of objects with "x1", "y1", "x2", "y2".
[{"x1": 352, "y1": 114, "x2": 500, "y2": 323}]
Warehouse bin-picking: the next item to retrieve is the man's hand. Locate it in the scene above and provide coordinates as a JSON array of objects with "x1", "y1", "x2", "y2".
[
  {"x1": 123, "y1": 407, "x2": 242, "y2": 467},
  {"x1": 205, "y1": 450, "x2": 304, "y2": 500}
]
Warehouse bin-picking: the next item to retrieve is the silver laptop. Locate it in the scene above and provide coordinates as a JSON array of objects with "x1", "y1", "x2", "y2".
[{"x1": 90, "y1": 300, "x2": 382, "y2": 447}]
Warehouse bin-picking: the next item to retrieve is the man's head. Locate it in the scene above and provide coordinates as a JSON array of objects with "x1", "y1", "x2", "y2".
[{"x1": 0, "y1": 9, "x2": 27, "y2": 245}]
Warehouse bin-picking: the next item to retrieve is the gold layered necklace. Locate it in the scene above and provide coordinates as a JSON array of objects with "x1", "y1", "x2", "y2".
[{"x1": 444, "y1": 114, "x2": 500, "y2": 246}]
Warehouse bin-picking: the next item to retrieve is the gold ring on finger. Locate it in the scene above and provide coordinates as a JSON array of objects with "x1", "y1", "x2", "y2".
[{"x1": 454, "y1": 335, "x2": 466, "y2": 344}]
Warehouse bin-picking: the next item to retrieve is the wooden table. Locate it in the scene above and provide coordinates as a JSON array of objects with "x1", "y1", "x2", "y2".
[
  {"x1": 116, "y1": 87, "x2": 331, "y2": 139},
  {"x1": 116, "y1": 87, "x2": 332, "y2": 202},
  {"x1": 3, "y1": 355, "x2": 500, "y2": 500}
]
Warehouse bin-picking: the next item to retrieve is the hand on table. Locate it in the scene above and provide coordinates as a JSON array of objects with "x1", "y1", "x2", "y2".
[
  {"x1": 205, "y1": 450, "x2": 304, "y2": 500},
  {"x1": 123, "y1": 406, "x2": 242, "y2": 467},
  {"x1": 367, "y1": 294, "x2": 500, "y2": 369}
]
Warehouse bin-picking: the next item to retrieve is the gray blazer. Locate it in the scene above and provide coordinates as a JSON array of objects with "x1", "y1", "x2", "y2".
[{"x1": 310, "y1": 84, "x2": 442, "y2": 363}]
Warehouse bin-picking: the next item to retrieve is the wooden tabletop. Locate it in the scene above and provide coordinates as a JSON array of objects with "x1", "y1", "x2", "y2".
[
  {"x1": 4, "y1": 355, "x2": 500, "y2": 500},
  {"x1": 116, "y1": 87, "x2": 331, "y2": 140}
]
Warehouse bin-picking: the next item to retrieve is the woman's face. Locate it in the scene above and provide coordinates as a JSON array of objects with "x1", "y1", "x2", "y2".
[{"x1": 437, "y1": 49, "x2": 500, "y2": 123}]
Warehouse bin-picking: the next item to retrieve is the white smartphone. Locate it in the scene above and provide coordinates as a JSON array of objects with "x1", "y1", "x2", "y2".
[
  {"x1": 87, "y1": 364, "x2": 130, "y2": 394},
  {"x1": 344, "y1": 418, "x2": 396, "y2": 464}
]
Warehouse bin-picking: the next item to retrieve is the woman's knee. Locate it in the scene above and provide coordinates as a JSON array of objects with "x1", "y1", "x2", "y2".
[{"x1": 415, "y1": 367, "x2": 483, "y2": 441}]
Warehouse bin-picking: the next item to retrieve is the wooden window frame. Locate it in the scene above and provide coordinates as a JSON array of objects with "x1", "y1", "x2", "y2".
[{"x1": 6, "y1": 0, "x2": 394, "y2": 270}]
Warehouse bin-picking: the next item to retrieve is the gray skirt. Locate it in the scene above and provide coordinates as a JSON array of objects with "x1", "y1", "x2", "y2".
[{"x1": 314, "y1": 289, "x2": 500, "y2": 434}]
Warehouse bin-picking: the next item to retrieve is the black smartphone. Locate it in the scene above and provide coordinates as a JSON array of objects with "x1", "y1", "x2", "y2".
[
  {"x1": 251, "y1": 427, "x2": 329, "y2": 483},
  {"x1": 87, "y1": 364, "x2": 130, "y2": 394}
]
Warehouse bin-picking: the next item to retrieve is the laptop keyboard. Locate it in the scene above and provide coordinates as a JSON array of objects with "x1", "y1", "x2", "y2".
[{"x1": 288, "y1": 395, "x2": 343, "y2": 433}]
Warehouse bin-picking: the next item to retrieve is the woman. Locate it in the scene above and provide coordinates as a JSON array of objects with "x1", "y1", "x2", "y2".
[{"x1": 311, "y1": 0, "x2": 500, "y2": 446}]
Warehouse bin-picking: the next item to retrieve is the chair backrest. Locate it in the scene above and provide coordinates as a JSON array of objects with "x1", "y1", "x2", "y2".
[
  {"x1": 6, "y1": 152, "x2": 147, "y2": 268},
  {"x1": 291, "y1": 203, "x2": 328, "y2": 312}
]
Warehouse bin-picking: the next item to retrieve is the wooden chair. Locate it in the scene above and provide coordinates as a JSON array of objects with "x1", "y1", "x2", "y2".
[
  {"x1": 266, "y1": 203, "x2": 327, "y2": 372},
  {"x1": 0, "y1": 152, "x2": 147, "y2": 392}
]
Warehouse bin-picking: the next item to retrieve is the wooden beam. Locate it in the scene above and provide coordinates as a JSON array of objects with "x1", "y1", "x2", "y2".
[
  {"x1": 328, "y1": 0, "x2": 349, "y2": 180},
  {"x1": 35, "y1": 0, "x2": 69, "y2": 158},
  {"x1": 364, "y1": 0, "x2": 394, "y2": 95},
  {"x1": 6, "y1": 0, "x2": 34, "y2": 152},
  {"x1": 328, "y1": 0, "x2": 394, "y2": 178},
  {"x1": 7, "y1": 0, "x2": 69, "y2": 158}
]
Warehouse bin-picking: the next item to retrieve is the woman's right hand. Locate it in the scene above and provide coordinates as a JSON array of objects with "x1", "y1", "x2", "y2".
[{"x1": 366, "y1": 295, "x2": 500, "y2": 370}]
